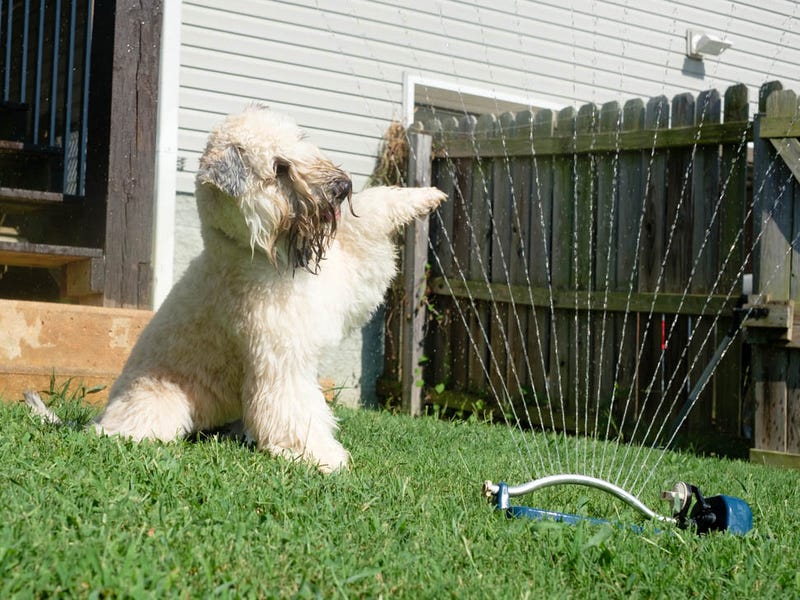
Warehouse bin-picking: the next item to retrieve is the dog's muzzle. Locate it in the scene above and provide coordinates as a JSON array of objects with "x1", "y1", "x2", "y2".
[
  {"x1": 325, "y1": 176, "x2": 353, "y2": 222},
  {"x1": 331, "y1": 177, "x2": 352, "y2": 205}
]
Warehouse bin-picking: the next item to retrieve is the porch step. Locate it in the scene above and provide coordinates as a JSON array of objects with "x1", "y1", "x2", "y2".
[
  {"x1": 0, "y1": 186, "x2": 65, "y2": 211},
  {"x1": 0, "y1": 240, "x2": 104, "y2": 301},
  {"x1": 0, "y1": 139, "x2": 63, "y2": 193},
  {"x1": 0, "y1": 240, "x2": 102, "y2": 268},
  {"x1": 0, "y1": 102, "x2": 28, "y2": 141}
]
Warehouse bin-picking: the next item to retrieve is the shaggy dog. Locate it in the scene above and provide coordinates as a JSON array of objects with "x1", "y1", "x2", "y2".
[{"x1": 26, "y1": 106, "x2": 445, "y2": 473}]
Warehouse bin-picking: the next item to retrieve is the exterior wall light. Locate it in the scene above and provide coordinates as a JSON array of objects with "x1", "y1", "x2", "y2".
[{"x1": 686, "y1": 29, "x2": 733, "y2": 59}]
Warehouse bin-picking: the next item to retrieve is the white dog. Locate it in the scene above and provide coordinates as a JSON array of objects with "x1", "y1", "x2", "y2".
[{"x1": 26, "y1": 106, "x2": 445, "y2": 472}]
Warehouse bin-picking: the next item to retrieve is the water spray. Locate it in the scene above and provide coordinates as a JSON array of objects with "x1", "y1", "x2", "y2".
[{"x1": 482, "y1": 475, "x2": 752, "y2": 535}]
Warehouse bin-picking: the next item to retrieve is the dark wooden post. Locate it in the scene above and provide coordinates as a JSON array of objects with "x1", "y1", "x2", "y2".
[
  {"x1": 85, "y1": 0, "x2": 162, "y2": 308},
  {"x1": 401, "y1": 131, "x2": 433, "y2": 416},
  {"x1": 750, "y1": 82, "x2": 800, "y2": 467}
]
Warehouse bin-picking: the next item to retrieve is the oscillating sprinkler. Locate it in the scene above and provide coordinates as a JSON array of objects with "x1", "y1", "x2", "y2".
[{"x1": 482, "y1": 475, "x2": 752, "y2": 535}]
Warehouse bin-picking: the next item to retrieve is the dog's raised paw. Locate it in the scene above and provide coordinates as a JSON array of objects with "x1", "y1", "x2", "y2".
[{"x1": 411, "y1": 187, "x2": 447, "y2": 214}]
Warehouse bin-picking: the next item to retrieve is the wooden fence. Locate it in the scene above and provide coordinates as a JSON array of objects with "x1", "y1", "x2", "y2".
[{"x1": 386, "y1": 82, "x2": 771, "y2": 452}]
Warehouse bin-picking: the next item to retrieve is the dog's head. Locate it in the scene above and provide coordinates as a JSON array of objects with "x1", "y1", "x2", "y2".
[{"x1": 196, "y1": 105, "x2": 352, "y2": 271}]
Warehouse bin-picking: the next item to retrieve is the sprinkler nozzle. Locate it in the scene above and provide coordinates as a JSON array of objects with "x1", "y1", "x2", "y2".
[{"x1": 661, "y1": 481, "x2": 693, "y2": 515}]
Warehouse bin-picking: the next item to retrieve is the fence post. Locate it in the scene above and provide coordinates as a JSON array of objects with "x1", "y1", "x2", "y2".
[{"x1": 401, "y1": 131, "x2": 433, "y2": 416}]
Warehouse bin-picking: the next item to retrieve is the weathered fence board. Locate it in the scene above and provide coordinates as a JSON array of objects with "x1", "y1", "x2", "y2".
[{"x1": 751, "y1": 83, "x2": 800, "y2": 464}]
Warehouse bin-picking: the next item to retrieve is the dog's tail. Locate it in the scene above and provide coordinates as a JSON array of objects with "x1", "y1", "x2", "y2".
[{"x1": 23, "y1": 390, "x2": 64, "y2": 425}]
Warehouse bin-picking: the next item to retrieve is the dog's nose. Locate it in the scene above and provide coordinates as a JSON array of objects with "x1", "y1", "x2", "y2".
[{"x1": 331, "y1": 177, "x2": 352, "y2": 204}]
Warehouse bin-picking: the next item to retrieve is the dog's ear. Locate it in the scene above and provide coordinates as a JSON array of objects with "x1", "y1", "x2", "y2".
[{"x1": 198, "y1": 144, "x2": 249, "y2": 198}]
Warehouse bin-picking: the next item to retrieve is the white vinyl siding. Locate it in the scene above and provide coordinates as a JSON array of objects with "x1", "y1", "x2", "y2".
[{"x1": 177, "y1": 0, "x2": 800, "y2": 199}]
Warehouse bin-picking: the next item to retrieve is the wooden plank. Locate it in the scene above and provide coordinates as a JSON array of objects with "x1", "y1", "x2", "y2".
[
  {"x1": 449, "y1": 146, "x2": 474, "y2": 395},
  {"x1": 758, "y1": 81, "x2": 784, "y2": 113},
  {"x1": 401, "y1": 132, "x2": 433, "y2": 417},
  {"x1": 788, "y1": 351, "x2": 800, "y2": 453},
  {"x1": 0, "y1": 140, "x2": 61, "y2": 154},
  {"x1": 615, "y1": 98, "x2": 645, "y2": 425},
  {"x1": 64, "y1": 258, "x2": 106, "y2": 300},
  {"x1": 715, "y1": 83, "x2": 749, "y2": 435},
  {"x1": 527, "y1": 109, "x2": 555, "y2": 416},
  {"x1": 505, "y1": 111, "x2": 533, "y2": 409},
  {"x1": 789, "y1": 113, "x2": 800, "y2": 454},
  {"x1": 758, "y1": 87, "x2": 800, "y2": 139},
  {"x1": 574, "y1": 102, "x2": 597, "y2": 436},
  {"x1": 461, "y1": 116, "x2": 495, "y2": 395},
  {"x1": 754, "y1": 106, "x2": 794, "y2": 302},
  {"x1": 426, "y1": 155, "x2": 457, "y2": 391},
  {"x1": 436, "y1": 121, "x2": 751, "y2": 158},
  {"x1": 489, "y1": 147, "x2": 513, "y2": 407},
  {"x1": 635, "y1": 95, "x2": 669, "y2": 432},
  {"x1": 0, "y1": 187, "x2": 64, "y2": 206},
  {"x1": 749, "y1": 448, "x2": 800, "y2": 469},
  {"x1": 757, "y1": 118, "x2": 800, "y2": 139},
  {"x1": 467, "y1": 151, "x2": 493, "y2": 393},
  {"x1": 0, "y1": 241, "x2": 102, "y2": 268},
  {"x1": 594, "y1": 101, "x2": 620, "y2": 425},
  {"x1": 687, "y1": 89, "x2": 721, "y2": 433},
  {"x1": 769, "y1": 138, "x2": 800, "y2": 185},
  {"x1": 753, "y1": 347, "x2": 788, "y2": 452},
  {"x1": 428, "y1": 278, "x2": 734, "y2": 316},
  {"x1": 718, "y1": 84, "x2": 750, "y2": 291},
  {"x1": 550, "y1": 106, "x2": 576, "y2": 427},
  {"x1": 752, "y1": 83, "x2": 793, "y2": 453},
  {"x1": 662, "y1": 92, "x2": 695, "y2": 430}
]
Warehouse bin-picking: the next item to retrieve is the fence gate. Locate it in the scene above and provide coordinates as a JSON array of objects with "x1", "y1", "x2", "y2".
[{"x1": 388, "y1": 81, "x2": 800, "y2": 464}]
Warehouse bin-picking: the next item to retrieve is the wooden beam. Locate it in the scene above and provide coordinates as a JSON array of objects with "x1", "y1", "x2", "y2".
[
  {"x1": 769, "y1": 138, "x2": 800, "y2": 185},
  {"x1": 429, "y1": 277, "x2": 735, "y2": 317},
  {"x1": 401, "y1": 132, "x2": 433, "y2": 417},
  {"x1": 0, "y1": 187, "x2": 64, "y2": 207},
  {"x1": 86, "y1": 0, "x2": 162, "y2": 309},
  {"x1": 0, "y1": 241, "x2": 102, "y2": 268},
  {"x1": 750, "y1": 448, "x2": 800, "y2": 469},
  {"x1": 432, "y1": 121, "x2": 751, "y2": 158},
  {"x1": 759, "y1": 117, "x2": 800, "y2": 139}
]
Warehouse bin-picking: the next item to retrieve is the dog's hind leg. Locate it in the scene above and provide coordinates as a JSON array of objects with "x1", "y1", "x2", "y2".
[{"x1": 96, "y1": 378, "x2": 196, "y2": 442}]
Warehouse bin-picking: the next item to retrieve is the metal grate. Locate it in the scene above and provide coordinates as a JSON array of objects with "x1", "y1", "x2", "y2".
[{"x1": 1, "y1": 0, "x2": 93, "y2": 195}]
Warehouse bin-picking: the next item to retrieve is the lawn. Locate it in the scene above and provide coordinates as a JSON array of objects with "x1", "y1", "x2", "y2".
[{"x1": 0, "y1": 394, "x2": 798, "y2": 598}]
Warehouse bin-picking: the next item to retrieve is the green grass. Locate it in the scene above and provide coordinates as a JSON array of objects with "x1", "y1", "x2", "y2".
[{"x1": 1, "y1": 394, "x2": 799, "y2": 599}]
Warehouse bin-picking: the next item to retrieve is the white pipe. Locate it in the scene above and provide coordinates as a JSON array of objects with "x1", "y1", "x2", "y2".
[
  {"x1": 483, "y1": 475, "x2": 676, "y2": 523},
  {"x1": 151, "y1": 0, "x2": 183, "y2": 309}
]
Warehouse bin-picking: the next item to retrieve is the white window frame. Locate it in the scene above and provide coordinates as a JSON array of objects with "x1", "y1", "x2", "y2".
[{"x1": 402, "y1": 73, "x2": 563, "y2": 127}]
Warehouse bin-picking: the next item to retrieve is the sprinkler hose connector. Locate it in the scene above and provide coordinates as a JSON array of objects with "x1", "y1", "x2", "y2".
[{"x1": 662, "y1": 481, "x2": 753, "y2": 535}]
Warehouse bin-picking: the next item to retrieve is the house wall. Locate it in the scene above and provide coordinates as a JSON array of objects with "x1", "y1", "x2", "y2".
[{"x1": 172, "y1": 0, "x2": 800, "y2": 407}]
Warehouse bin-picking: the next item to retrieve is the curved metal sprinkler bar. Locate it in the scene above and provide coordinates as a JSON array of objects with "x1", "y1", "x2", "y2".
[{"x1": 483, "y1": 474, "x2": 676, "y2": 524}]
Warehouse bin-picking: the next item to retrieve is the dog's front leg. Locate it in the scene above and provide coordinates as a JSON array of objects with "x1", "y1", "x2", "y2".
[
  {"x1": 341, "y1": 186, "x2": 446, "y2": 238},
  {"x1": 241, "y1": 367, "x2": 350, "y2": 473}
]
